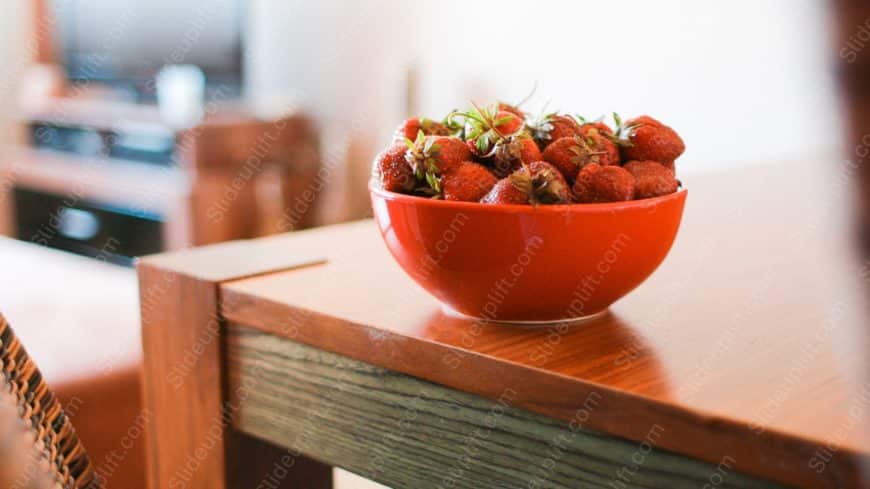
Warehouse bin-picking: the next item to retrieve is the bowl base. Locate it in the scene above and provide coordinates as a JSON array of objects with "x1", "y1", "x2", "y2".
[{"x1": 441, "y1": 306, "x2": 608, "y2": 328}]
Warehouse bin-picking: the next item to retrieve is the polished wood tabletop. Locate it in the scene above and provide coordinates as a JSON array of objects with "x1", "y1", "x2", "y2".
[{"x1": 200, "y1": 157, "x2": 870, "y2": 488}]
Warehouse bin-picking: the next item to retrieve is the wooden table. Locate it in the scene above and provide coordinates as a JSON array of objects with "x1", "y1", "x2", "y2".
[{"x1": 138, "y1": 158, "x2": 870, "y2": 489}]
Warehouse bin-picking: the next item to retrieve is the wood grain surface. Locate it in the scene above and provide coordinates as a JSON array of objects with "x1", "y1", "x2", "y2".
[
  {"x1": 137, "y1": 244, "x2": 331, "y2": 489},
  {"x1": 227, "y1": 323, "x2": 783, "y2": 489},
  {"x1": 219, "y1": 158, "x2": 870, "y2": 488}
]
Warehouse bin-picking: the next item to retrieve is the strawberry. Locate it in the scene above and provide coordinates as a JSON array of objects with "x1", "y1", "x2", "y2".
[
  {"x1": 493, "y1": 110, "x2": 524, "y2": 135},
  {"x1": 526, "y1": 113, "x2": 581, "y2": 149},
  {"x1": 455, "y1": 103, "x2": 525, "y2": 157},
  {"x1": 542, "y1": 137, "x2": 583, "y2": 182},
  {"x1": 524, "y1": 161, "x2": 572, "y2": 204},
  {"x1": 623, "y1": 160, "x2": 680, "y2": 199},
  {"x1": 585, "y1": 128, "x2": 621, "y2": 164},
  {"x1": 497, "y1": 101, "x2": 525, "y2": 119},
  {"x1": 491, "y1": 135, "x2": 542, "y2": 177},
  {"x1": 573, "y1": 163, "x2": 635, "y2": 203},
  {"x1": 404, "y1": 132, "x2": 472, "y2": 196},
  {"x1": 622, "y1": 159, "x2": 672, "y2": 177},
  {"x1": 480, "y1": 178, "x2": 530, "y2": 205},
  {"x1": 542, "y1": 133, "x2": 620, "y2": 182},
  {"x1": 482, "y1": 161, "x2": 570, "y2": 205},
  {"x1": 575, "y1": 115, "x2": 614, "y2": 137},
  {"x1": 373, "y1": 144, "x2": 415, "y2": 193},
  {"x1": 633, "y1": 173, "x2": 680, "y2": 200},
  {"x1": 392, "y1": 117, "x2": 449, "y2": 144},
  {"x1": 618, "y1": 115, "x2": 685, "y2": 166},
  {"x1": 442, "y1": 161, "x2": 498, "y2": 202},
  {"x1": 623, "y1": 115, "x2": 662, "y2": 128},
  {"x1": 580, "y1": 122, "x2": 613, "y2": 137}
]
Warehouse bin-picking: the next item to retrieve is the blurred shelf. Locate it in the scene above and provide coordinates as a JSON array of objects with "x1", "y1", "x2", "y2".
[
  {"x1": 3, "y1": 90, "x2": 320, "y2": 256},
  {"x1": 1, "y1": 146, "x2": 189, "y2": 216},
  {"x1": 17, "y1": 97, "x2": 269, "y2": 134}
]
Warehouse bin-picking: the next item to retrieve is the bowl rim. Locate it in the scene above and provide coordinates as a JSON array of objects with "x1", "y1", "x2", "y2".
[{"x1": 369, "y1": 181, "x2": 687, "y2": 212}]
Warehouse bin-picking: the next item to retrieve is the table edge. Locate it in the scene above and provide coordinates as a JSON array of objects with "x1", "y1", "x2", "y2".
[{"x1": 219, "y1": 284, "x2": 868, "y2": 489}]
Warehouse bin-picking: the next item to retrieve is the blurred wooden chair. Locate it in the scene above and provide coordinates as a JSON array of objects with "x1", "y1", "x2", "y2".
[
  {"x1": 833, "y1": 0, "x2": 870, "y2": 254},
  {"x1": 0, "y1": 313, "x2": 97, "y2": 489}
]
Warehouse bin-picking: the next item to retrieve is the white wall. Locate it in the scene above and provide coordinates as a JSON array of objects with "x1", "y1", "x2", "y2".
[
  {"x1": 0, "y1": 0, "x2": 29, "y2": 233},
  {"x1": 248, "y1": 0, "x2": 841, "y2": 220},
  {"x1": 1, "y1": 1, "x2": 844, "y2": 223},
  {"x1": 413, "y1": 0, "x2": 841, "y2": 173},
  {"x1": 0, "y1": 1, "x2": 28, "y2": 144},
  {"x1": 246, "y1": 0, "x2": 417, "y2": 222}
]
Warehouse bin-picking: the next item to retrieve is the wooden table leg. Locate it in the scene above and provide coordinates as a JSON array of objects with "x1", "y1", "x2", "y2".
[{"x1": 137, "y1": 242, "x2": 331, "y2": 489}]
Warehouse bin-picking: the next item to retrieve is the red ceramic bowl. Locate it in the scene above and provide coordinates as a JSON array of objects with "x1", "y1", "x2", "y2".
[{"x1": 370, "y1": 183, "x2": 687, "y2": 323}]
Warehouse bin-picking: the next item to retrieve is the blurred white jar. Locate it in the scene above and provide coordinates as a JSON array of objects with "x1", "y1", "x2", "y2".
[{"x1": 156, "y1": 65, "x2": 205, "y2": 129}]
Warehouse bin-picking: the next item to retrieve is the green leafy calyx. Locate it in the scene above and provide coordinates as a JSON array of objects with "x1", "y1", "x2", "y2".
[{"x1": 404, "y1": 130, "x2": 444, "y2": 197}]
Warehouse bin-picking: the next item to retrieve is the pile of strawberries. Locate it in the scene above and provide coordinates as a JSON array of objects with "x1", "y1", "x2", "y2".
[{"x1": 373, "y1": 101, "x2": 684, "y2": 205}]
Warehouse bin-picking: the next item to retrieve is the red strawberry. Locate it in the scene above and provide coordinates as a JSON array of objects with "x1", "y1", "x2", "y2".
[
  {"x1": 492, "y1": 135, "x2": 542, "y2": 177},
  {"x1": 404, "y1": 134, "x2": 471, "y2": 195},
  {"x1": 405, "y1": 134, "x2": 470, "y2": 175},
  {"x1": 545, "y1": 115, "x2": 582, "y2": 142},
  {"x1": 634, "y1": 172, "x2": 679, "y2": 200},
  {"x1": 493, "y1": 110, "x2": 523, "y2": 136},
  {"x1": 619, "y1": 115, "x2": 685, "y2": 165},
  {"x1": 586, "y1": 129, "x2": 621, "y2": 164},
  {"x1": 574, "y1": 115, "x2": 614, "y2": 137},
  {"x1": 374, "y1": 144, "x2": 415, "y2": 193},
  {"x1": 542, "y1": 133, "x2": 620, "y2": 182},
  {"x1": 451, "y1": 103, "x2": 542, "y2": 180},
  {"x1": 623, "y1": 160, "x2": 680, "y2": 199},
  {"x1": 482, "y1": 161, "x2": 570, "y2": 205},
  {"x1": 626, "y1": 115, "x2": 663, "y2": 128},
  {"x1": 542, "y1": 137, "x2": 582, "y2": 182},
  {"x1": 622, "y1": 159, "x2": 672, "y2": 177},
  {"x1": 457, "y1": 104, "x2": 525, "y2": 157},
  {"x1": 580, "y1": 121, "x2": 613, "y2": 137},
  {"x1": 480, "y1": 178, "x2": 529, "y2": 205},
  {"x1": 497, "y1": 102, "x2": 525, "y2": 119},
  {"x1": 393, "y1": 117, "x2": 449, "y2": 144},
  {"x1": 573, "y1": 163, "x2": 635, "y2": 203},
  {"x1": 527, "y1": 113, "x2": 581, "y2": 149},
  {"x1": 442, "y1": 161, "x2": 498, "y2": 202}
]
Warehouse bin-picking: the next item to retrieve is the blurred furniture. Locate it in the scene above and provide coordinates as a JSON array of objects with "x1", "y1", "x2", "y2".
[
  {"x1": 139, "y1": 159, "x2": 870, "y2": 488},
  {"x1": 832, "y1": 0, "x2": 870, "y2": 437},
  {"x1": 0, "y1": 313, "x2": 96, "y2": 488},
  {"x1": 4, "y1": 2, "x2": 315, "y2": 263},
  {"x1": 834, "y1": 0, "x2": 870, "y2": 255},
  {"x1": 0, "y1": 236, "x2": 144, "y2": 488},
  {"x1": 0, "y1": 95, "x2": 319, "y2": 265}
]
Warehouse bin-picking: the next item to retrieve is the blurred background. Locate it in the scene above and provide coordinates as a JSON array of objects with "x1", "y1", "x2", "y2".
[
  {"x1": 250, "y1": 0, "x2": 842, "y2": 214},
  {"x1": 0, "y1": 0, "x2": 845, "y2": 238},
  {"x1": 0, "y1": 1, "x2": 865, "y2": 488}
]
